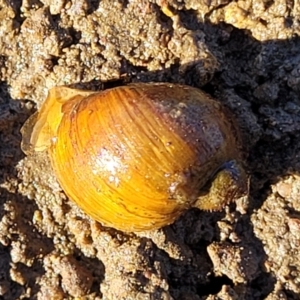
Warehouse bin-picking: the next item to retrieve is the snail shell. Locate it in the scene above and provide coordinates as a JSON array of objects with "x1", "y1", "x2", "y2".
[{"x1": 22, "y1": 83, "x2": 247, "y2": 232}]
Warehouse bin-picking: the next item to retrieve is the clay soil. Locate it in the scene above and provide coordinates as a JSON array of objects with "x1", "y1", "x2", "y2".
[{"x1": 1, "y1": 0, "x2": 300, "y2": 299}]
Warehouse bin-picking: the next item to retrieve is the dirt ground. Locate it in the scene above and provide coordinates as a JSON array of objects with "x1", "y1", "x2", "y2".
[{"x1": 1, "y1": 0, "x2": 300, "y2": 299}]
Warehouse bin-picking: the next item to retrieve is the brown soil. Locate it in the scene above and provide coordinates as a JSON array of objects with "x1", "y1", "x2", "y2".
[{"x1": 1, "y1": 0, "x2": 300, "y2": 299}]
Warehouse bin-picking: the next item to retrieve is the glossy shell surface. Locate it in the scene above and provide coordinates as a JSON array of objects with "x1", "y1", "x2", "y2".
[{"x1": 23, "y1": 83, "x2": 245, "y2": 232}]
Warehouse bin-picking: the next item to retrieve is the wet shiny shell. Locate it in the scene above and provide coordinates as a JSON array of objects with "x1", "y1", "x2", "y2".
[{"x1": 23, "y1": 83, "x2": 243, "y2": 232}]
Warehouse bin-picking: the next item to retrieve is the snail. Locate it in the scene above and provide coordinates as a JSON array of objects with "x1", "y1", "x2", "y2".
[{"x1": 21, "y1": 83, "x2": 247, "y2": 232}]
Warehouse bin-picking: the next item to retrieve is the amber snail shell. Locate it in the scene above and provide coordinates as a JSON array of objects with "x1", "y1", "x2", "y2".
[{"x1": 21, "y1": 83, "x2": 247, "y2": 232}]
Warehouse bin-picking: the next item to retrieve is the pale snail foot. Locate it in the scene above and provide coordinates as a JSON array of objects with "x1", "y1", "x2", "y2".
[{"x1": 194, "y1": 160, "x2": 247, "y2": 211}]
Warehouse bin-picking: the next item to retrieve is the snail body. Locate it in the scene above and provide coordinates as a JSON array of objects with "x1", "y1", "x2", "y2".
[{"x1": 22, "y1": 83, "x2": 247, "y2": 232}]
